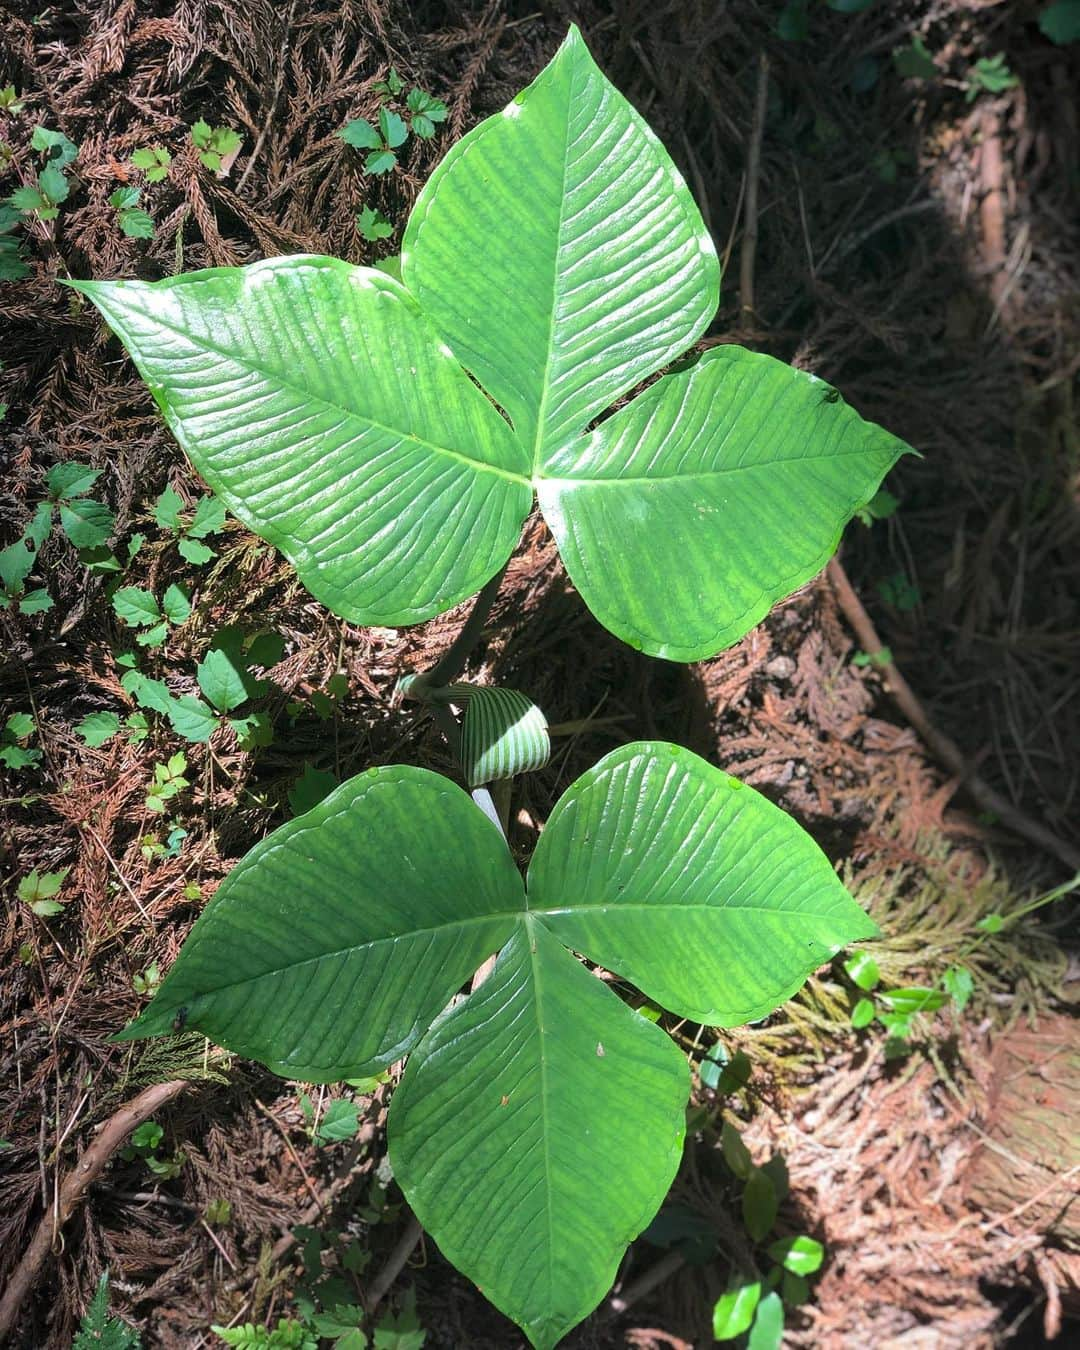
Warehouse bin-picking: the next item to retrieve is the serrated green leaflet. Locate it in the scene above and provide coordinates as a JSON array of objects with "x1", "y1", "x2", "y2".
[
  {"x1": 70, "y1": 26, "x2": 908, "y2": 662},
  {"x1": 119, "y1": 743, "x2": 875, "y2": 1345},
  {"x1": 390, "y1": 920, "x2": 687, "y2": 1350}
]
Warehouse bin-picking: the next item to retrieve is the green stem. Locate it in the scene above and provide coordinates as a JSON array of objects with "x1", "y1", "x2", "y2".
[{"x1": 422, "y1": 562, "x2": 508, "y2": 689}]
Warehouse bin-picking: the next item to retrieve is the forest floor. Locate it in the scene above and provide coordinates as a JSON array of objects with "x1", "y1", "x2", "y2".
[{"x1": 1, "y1": 1, "x2": 1078, "y2": 1347}]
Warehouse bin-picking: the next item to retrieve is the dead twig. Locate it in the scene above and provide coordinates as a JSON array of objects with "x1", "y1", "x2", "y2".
[
  {"x1": 0, "y1": 1079, "x2": 188, "y2": 1341},
  {"x1": 827, "y1": 557, "x2": 1080, "y2": 872}
]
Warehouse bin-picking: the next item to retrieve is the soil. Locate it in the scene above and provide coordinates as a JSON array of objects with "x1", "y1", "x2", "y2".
[{"x1": 1, "y1": 2, "x2": 1078, "y2": 1348}]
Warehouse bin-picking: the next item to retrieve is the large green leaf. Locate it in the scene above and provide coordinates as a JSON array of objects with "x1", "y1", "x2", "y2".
[
  {"x1": 389, "y1": 919, "x2": 687, "y2": 1350},
  {"x1": 72, "y1": 28, "x2": 907, "y2": 662},
  {"x1": 116, "y1": 766, "x2": 522, "y2": 1080},
  {"x1": 402, "y1": 24, "x2": 719, "y2": 462},
  {"x1": 527, "y1": 741, "x2": 879, "y2": 1025},
  {"x1": 537, "y1": 347, "x2": 909, "y2": 660},
  {"x1": 69, "y1": 258, "x2": 532, "y2": 626},
  {"x1": 119, "y1": 743, "x2": 876, "y2": 1344}
]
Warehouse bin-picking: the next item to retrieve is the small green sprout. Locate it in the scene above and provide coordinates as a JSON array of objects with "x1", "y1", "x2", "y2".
[
  {"x1": 146, "y1": 752, "x2": 189, "y2": 814},
  {"x1": 965, "y1": 54, "x2": 1020, "y2": 101},
  {"x1": 338, "y1": 107, "x2": 408, "y2": 174},
  {"x1": 190, "y1": 120, "x2": 242, "y2": 173},
  {"x1": 108, "y1": 186, "x2": 154, "y2": 238},
  {"x1": 133, "y1": 961, "x2": 162, "y2": 996},
  {"x1": 0, "y1": 85, "x2": 25, "y2": 113},
  {"x1": 1, "y1": 712, "x2": 41, "y2": 769},
  {"x1": 356, "y1": 204, "x2": 393, "y2": 241},
  {"x1": 154, "y1": 484, "x2": 226, "y2": 562},
  {"x1": 112, "y1": 582, "x2": 191, "y2": 648},
  {"x1": 17, "y1": 866, "x2": 70, "y2": 917},
  {"x1": 405, "y1": 87, "x2": 448, "y2": 139},
  {"x1": 131, "y1": 145, "x2": 172, "y2": 182}
]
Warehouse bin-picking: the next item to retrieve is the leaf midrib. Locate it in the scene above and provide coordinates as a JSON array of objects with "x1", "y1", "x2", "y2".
[
  {"x1": 99, "y1": 300, "x2": 533, "y2": 488},
  {"x1": 179, "y1": 898, "x2": 850, "y2": 1001},
  {"x1": 535, "y1": 444, "x2": 894, "y2": 489}
]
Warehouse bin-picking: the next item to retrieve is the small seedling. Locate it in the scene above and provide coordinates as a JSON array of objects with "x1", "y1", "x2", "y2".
[
  {"x1": 964, "y1": 53, "x2": 1019, "y2": 101},
  {"x1": 140, "y1": 826, "x2": 186, "y2": 862},
  {"x1": 108, "y1": 186, "x2": 154, "y2": 238},
  {"x1": 112, "y1": 582, "x2": 191, "y2": 648},
  {"x1": 145, "y1": 752, "x2": 189, "y2": 814},
  {"x1": 339, "y1": 107, "x2": 408, "y2": 174},
  {"x1": 0, "y1": 85, "x2": 24, "y2": 113},
  {"x1": 855, "y1": 487, "x2": 899, "y2": 525},
  {"x1": 287, "y1": 763, "x2": 338, "y2": 817},
  {"x1": 131, "y1": 145, "x2": 171, "y2": 182},
  {"x1": 121, "y1": 1119, "x2": 184, "y2": 1179},
  {"x1": 298, "y1": 1092, "x2": 360, "y2": 1148},
  {"x1": 166, "y1": 637, "x2": 277, "y2": 747},
  {"x1": 405, "y1": 87, "x2": 447, "y2": 140},
  {"x1": 851, "y1": 647, "x2": 892, "y2": 668},
  {"x1": 356, "y1": 205, "x2": 393, "y2": 241},
  {"x1": 0, "y1": 713, "x2": 41, "y2": 769},
  {"x1": 17, "y1": 866, "x2": 70, "y2": 916},
  {"x1": 7, "y1": 127, "x2": 78, "y2": 221},
  {"x1": 372, "y1": 67, "x2": 405, "y2": 97},
  {"x1": 876, "y1": 571, "x2": 919, "y2": 611},
  {"x1": 132, "y1": 961, "x2": 162, "y2": 996},
  {"x1": 154, "y1": 485, "x2": 226, "y2": 563},
  {"x1": 190, "y1": 120, "x2": 242, "y2": 173}
]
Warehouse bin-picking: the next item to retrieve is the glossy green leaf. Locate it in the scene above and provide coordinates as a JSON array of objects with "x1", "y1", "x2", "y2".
[
  {"x1": 69, "y1": 257, "x2": 532, "y2": 626},
  {"x1": 197, "y1": 648, "x2": 248, "y2": 713},
  {"x1": 743, "y1": 1168, "x2": 778, "y2": 1242},
  {"x1": 403, "y1": 25, "x2": 718, "y2": 463},
  {"x1": 389, "y1": 919, "x2": 687, "y2": 1350},
  {"x1": 446, "y1": 683, "x2": 551, "y2": 786},
  {"x1": 118, "y1": 742, "x2": 878, "y2": 1345},
  {"x1": 538, "y1": 348, "x2": 906, "y2": 659},
  {"x1": 850, "y1": 996, "x2": 875, "y2": 1029},
  {"x1": 116, "y1": 766, "x2": 523, "y2": 1081},
  {"x1": 747, "y1": 1291, "x2": 785, "y2": 1350},
  {"x1": 527, "y1": 742, "x2": 879, "y2": 1025},
  {"x1": 72, "y1": 27, "x2": 908, "y2": 663},
  {"x1": 767, "y1": 1233, "x2": 824, "y2": 1275},
  {"x1": 713, "y1": 1275, "x2": 761, "y2": 1340}
]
